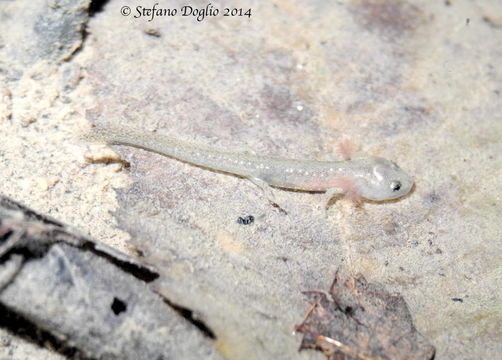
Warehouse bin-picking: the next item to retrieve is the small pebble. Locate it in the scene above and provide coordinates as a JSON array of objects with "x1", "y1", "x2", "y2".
[{"x1": 237, "y1": 215, "x2": 254, "y2": 225}]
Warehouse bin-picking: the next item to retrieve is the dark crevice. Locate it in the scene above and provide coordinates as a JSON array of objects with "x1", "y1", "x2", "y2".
[
  {"x1": 160, "y1": 297, "x2": 216, "y2": 340},
  {"x1": 0, "y1": 302, "x2": 92, "y2": 360},
  {"x1": 0, "y1": 247, "x2": 43, "y2": 264},
  {"x1": 111, "y1": 297, "x2": 127, "y2": 315},
  {"x1": 89, "y1": 0, "x2": 110, "y2": 16},
  {"x1": 0, "y1": 228, "x2": 53, "y2": 263},
  {"x1": 344, "y1": 306, "x2": 354, "y2": 315},
  {"x1": 0, "y1": 229, "x2": 13, "y2": 245},
  {"x1": 81, "y1": 241, "x2": 159, "y2": 283},
  {"x1": 0, "y1": 197, "x2": 63, "y2": 227}
]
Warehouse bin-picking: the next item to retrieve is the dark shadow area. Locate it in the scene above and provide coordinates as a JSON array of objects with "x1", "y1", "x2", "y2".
[
  {"x1": 0, "y1": 302, "x2": 91, "y2": 360},
  {"x1": 81, "y1": 241, "x2": 159, "y2": 283},
  {"x1": 89, "y1": 0, "x2": 109, "y2": 16},
  {"x1": 111, "y1": 297, "x2": 127, "y2": 315},
  {"x1": 161, "y1": 297, "x2": 216, "y2": 340}
]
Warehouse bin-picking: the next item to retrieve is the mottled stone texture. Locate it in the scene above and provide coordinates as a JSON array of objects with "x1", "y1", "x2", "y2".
[
  {"x1": 0, "y1": 195, "x2": 222, "y2": 359},
  {"x1": 1, "y1": 0, "x2": 501, "y2": 359}
]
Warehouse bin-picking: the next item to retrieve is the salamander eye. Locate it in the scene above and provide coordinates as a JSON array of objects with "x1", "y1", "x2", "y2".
[{"x1": 390, "y1": 180, "x2": 401, "y2": 192}]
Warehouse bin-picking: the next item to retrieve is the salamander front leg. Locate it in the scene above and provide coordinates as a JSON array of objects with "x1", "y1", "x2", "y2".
[{"x1": 248, "y1": 177, "x2": 287, "y2": 214}]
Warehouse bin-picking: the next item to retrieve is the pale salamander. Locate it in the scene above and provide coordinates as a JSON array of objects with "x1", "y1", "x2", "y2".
[{"x1": 86, "y1": 125, "x2": 413, "y2": 207}]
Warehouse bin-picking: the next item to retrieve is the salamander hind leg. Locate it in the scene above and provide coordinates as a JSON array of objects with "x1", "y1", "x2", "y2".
[
  {"x1": 323, "y1": 188, "x2": 344, "y2": 210},
  {"x1": 248, "y1": 177, "x2": 288, "y2": 214}
]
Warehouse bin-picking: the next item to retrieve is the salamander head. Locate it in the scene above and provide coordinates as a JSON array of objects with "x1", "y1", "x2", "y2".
[{"x1": 356, "y1": 156, "x2": 414, "y2": 201}]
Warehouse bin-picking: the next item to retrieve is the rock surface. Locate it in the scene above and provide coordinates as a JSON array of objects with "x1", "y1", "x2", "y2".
[
  {"x1": 0, "y1": 195, "x2": 222, "y2": 360},
  {"x1": 1, "y1": 0, "x2": 501, "y2": 359}
]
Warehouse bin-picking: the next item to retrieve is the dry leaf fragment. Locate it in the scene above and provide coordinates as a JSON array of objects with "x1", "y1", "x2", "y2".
[{"x1": 296, "y1": 272, "x2": 435, "y2": 360}]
